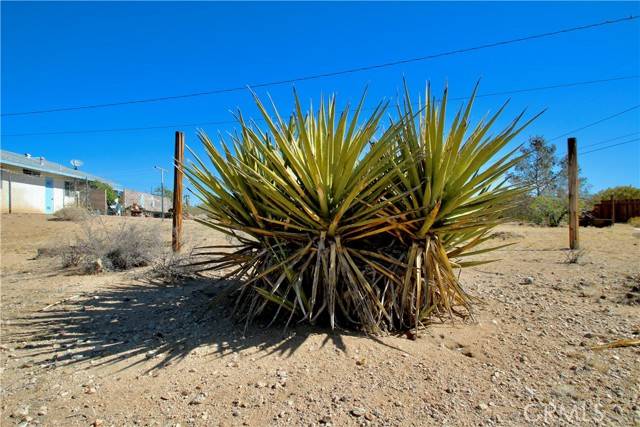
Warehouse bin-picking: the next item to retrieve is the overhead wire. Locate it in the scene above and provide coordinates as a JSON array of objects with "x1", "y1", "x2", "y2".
[
  {"x1": 2, "y1": 75, "x2": 638, "y2": 138},
  {"x1": 2, "y1": 15, "x2": 637, "y2": 117}
]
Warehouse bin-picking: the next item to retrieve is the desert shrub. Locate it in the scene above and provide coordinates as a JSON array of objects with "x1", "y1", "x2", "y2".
[
  {"x1": 60, "y1": 218, "x2": 163, "y2": 273},
  {"x1": 53, "y1": 206, "x2": 91, "y2": 222},
  {"x1": 592, "y1": 185, "x2": 640, "y2": 203},
  {"x1": 564, "y1": 249, "x2": 586, "y2": 264},
  {"x1": 147, "y1": 253, "x2": 200, "y2": 282},
  {"x1": 528, "y1": 196, "x2": 568, "y2": 227},
  {"x1": 628, "y1": 217, "x2": 640, "y2": 227},
  {"x1": 185, "y1": 83, "x2": 539, "y2": 333}
]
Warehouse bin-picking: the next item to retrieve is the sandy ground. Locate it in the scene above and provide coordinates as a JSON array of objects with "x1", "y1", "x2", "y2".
[{"x1": 0, "y1": 213, "x2": 639, "y2": 427}]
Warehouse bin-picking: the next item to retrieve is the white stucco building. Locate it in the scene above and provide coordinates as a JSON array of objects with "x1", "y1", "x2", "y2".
[{"x1": 0, "y1": 150, "x2": 120, "y2": 214}]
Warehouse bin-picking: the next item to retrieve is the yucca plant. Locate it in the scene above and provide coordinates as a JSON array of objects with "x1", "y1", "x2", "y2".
[
  {"x1": 185, "y1": 83, "x2": 541, "y2": 334},
  {"x1": 371, "y1": 82, "x2": 543, "y2": 330}
]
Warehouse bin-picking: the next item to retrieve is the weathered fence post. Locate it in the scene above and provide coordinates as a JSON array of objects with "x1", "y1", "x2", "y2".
[
  {"x1": 568, "y1": 137, "x2": 579, "y2": 249},
  {"x1": 172, "y1": 131, "x2": 184, "y2": 252}
]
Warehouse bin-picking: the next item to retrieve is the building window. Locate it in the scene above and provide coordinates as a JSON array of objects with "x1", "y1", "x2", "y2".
[
  {"x1": 23, "y1": 168, "x2": 41, "y2": 176},
  {"x1": 64, "y1": 181, "x2": 74, "y2": 197}
]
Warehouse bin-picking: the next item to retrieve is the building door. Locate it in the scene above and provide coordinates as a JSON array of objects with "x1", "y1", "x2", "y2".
[{"x1": 44, "y1": 177, "x2": 54, "y2": 213}]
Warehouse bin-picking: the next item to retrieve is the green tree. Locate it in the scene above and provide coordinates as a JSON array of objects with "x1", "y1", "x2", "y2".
[
  {"x1": 508, "y1": 136, "x2": 559, "y2": 196},
  {"x1": 508, "y1": 136, "x2": 590, "y2": 197},
  {"x1": 507, "y1": 136, "x2": 589, "y2": 226},
  {"x1": 592, "y1": 185, "x2": 640, "y2": 202},
  {"x1": 91, "y1": 181, "x2": 118, "y2": 205}
]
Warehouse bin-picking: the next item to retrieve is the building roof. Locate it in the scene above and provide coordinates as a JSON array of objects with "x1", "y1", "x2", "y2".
[{"x1": 0, "y1": 149, "x2": 121, "y2": 190}]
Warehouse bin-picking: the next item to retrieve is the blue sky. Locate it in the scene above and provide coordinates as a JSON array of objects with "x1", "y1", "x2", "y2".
[{"x1": 2, "y1": 2, "x2": 639, "y2": 194}]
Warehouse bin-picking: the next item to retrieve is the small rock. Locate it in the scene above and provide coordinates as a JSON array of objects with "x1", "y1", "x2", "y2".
[
  {"x1": 85, "y1": 387, "x2": 97, "y2": 395},
  {"x1": 476, "y1": 403, "x2": 489, "y2": 411},
  {"x1": 350, "y1": 407, "x2": 366, "y2": 417},
  {"x1": 521, "y1": 277, "x2": 534, "y2": 285},
  {"x1": 189, "y1": 393, "x2": 206, "y2": 405},
  {"x1": 91, "y1": 420, "x2": 104, "y2": 427},
  {"x1": 11, "y1": 406, "x2": 29, "y2": 418},
  {"x1": 255, "y1": 381, "x2": 267, "y2": 388},
  {"x1": 276, "y1": 369, "x2": 287, "y2": 379},
  {"x1": 37, "y1": 406, "x2": 48, "y2": 416}
]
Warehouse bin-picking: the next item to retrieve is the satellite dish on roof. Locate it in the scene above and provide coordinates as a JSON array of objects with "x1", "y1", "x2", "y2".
[{"x1": 70, "y1": 159, "x2": 83, "y2": 170}]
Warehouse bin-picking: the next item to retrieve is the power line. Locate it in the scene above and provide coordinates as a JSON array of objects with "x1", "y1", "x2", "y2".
[
  {"x1": 582, "y1": 131, "x2": 640, "y2": 149},
  {"x1": 451, "y1": 75, "x2": 639, "y2": 101},
  {"x1": 550, "y1": 104, "x2": 640, "y2": 142},
  {"x1": 581, "y1": 138, "x2": 639, "y2": 155},
  {"x1": 2, "y1": 75, "x2": 639, "y2": 138},
  {"x1": 2, "y1": 15, "x2": 637, "y2": 118},
  {"x1": 1, "y1": 119, "x2": 236, "y2": 137}
]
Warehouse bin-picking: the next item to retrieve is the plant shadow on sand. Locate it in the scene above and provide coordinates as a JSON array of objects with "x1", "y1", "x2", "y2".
[{"x1": 10, "y1": 276, "x2": 402, "y2": 373}]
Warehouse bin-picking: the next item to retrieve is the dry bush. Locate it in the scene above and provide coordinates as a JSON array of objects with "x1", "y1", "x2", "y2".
[
  {"x1": 628, "y1": 217, "x2": 640, "y2": 227},
  {"x1": 147, "y1": 253, "x2": 201, "y2": 282},
  {"x1": 59, "y1": 218, "x2": 163, "y2": 273},
  {"x1": 564, "y1": 249, "x2": 586, "y2": 264},
  {"x1": 52, "y1": 206, "x2": 91, "y2": 222}
]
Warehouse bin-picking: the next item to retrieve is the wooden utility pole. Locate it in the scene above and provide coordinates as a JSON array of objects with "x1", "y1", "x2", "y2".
[
  {"x1": 172, "y1": 131, "x2": 185, "y2": 252},
  {"x1": 568, "y1": 137, "x2": 579, "y2": 249}
]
